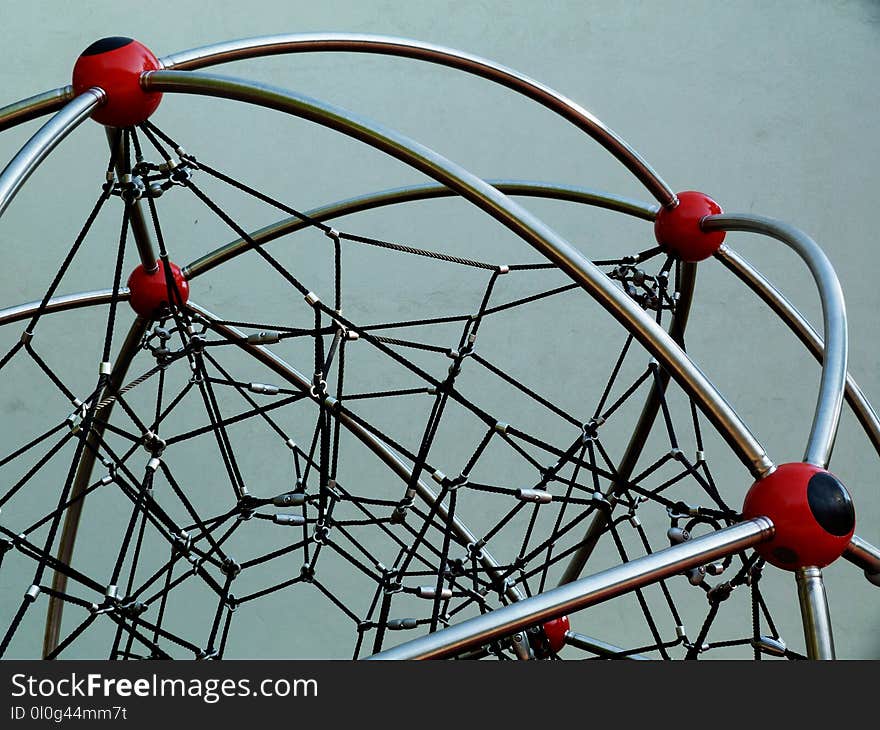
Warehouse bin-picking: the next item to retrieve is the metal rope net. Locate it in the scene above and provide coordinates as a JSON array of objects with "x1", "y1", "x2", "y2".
[
  {"x1": 0, "y1": 123, "x2": 797, "y2": 660},
  {"x1": 0, "y1": 34, "x2": 875, "y2": 661}
]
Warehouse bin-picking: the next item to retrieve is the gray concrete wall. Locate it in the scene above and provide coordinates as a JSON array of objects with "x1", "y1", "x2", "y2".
[{"x1": 0, "y1": 1, "x2": 876, "y2": 658}]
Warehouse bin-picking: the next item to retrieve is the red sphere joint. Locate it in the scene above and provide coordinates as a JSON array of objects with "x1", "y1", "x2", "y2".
[
  {"x1": 654, "y1": 191, "x2": 725, "y2": 262},
  {"x1": 742, "y1": 462, "x2": 855, "y2": 570},
  {"x1": 529, "y1": 614, "x2": 569, "y2": 656},
  {"x1": 72, "y1": 37, "x2": 162, "y2": 127},
  {"x1": 127, "y1": 260, "x2": 189, "y2": 318}
]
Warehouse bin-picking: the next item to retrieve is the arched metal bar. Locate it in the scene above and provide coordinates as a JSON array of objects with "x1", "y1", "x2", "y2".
[
  {"x1": 702, "y1": 216, "x2": 847, "y2": 469},
  {"x1": 158, "y1": 33, "x2": 677, "y2": 208},
  {"x1": 142, "y1": 69, "x2": 772, "y2": 478},
  {"x1": 184, "y1": 180, "x2": 659, "y2": 280},
  {"x1": 716, "y1": 244, "x2": 880, "y2": 456},
  {"x1": 0, "y1": 89, "x2": 104, "y2": 219},
  {"x1": 846, "y1": 536, "x2": 880, "y2": 587},
  {"x1": 0, "y1": 288, "x2": 119, "y2": 323},
  {"x1": 368, "y1": 517, "x2": 775, "y2": 659},
  {"x1": 0, "y1": 86, "x2": 73, "y2": 133},
  {"x1": 564, "y1": 630, "x2": 650, "y2": 659}
]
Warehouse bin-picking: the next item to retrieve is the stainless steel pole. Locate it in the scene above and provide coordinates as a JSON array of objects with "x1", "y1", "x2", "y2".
[
  {"x1": 105, "y1": 127, "x2": 159, "y2": 270},
  {"x1": 716, "y1": 245, "x2": 880, "y2": 457},
  {"x1": 703, "y1": 216, "x2": 847, "y2": 468},
  {"x1": 795, "y1": 566, "x2": 835, "y2": 660},
  {"x1": 368, "y1": 517, "x2": 774, "y2": 659},
  {"x1": 0, "y1": 86, "x2": 74, "y2": 133},
  {"x1": 0, "y1": 89, "x2": 103, "y2": 219},
  {"x1": 844, "y1": 535, "x2": 880, "y2": 586},
  {"x1": 564, "y1": 630, "x2": 650, "y2": 659}
]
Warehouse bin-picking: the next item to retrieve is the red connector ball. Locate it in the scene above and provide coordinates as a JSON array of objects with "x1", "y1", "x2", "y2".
[
  {"x1": 72, "y1": 37, "x2": 162, "y2": 127},
  {"x1": 127, "y1": 260, "x2": 189, "y2": 318},
  {"x1": 742, "y1": 462, "x2": 855, "y2": 570},
  {"x1": 542, "y1": 615, "x2": 569, "y2": 654},
  {"x1": 529, "y1": 615, "x2": 569, "y2": 656},
  {"x1": 654, "y1": 191, "x2": 725, "y2": 262}
]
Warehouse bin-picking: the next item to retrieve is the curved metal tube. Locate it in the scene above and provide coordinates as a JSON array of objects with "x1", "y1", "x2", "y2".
[
  {"x1": 142, "y1": 69, "x2": 771, "y2": 478},
  {"x1": 0, "y1": 86, "x2": 74, "y2": 133},
  {"x1": 184, "y1": 180, "x2": 658, "y2": 280},
  {"x1": 845, "y1": 536, "x2": 880, "y2": 587},
  {"x1": 796, "y1": 567, "x2": 835, "y2": 659},
  {"x1": 0, "y1": 89, "x2": 103, "y2": 220},
  {"x1": 703, "y1": 216, "x2": 847, "y2": 469},
  {"x1": 716, "y1": 245, "x2": 880, "y2": 457},
  {"x1": 368, "y1": 517, "x2": 775, "y2": 659},
  {"x1": 0, "y1": 288, "x2": 121, "y2": 324},
  {"x1": 158, "y1": 33, "x2": 676, "y2": 208}
]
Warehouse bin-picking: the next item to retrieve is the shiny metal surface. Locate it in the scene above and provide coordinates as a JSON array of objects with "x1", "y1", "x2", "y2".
[
  {"x1": 795, "y1": 566, "x2": 836, "y2": 659},
  {"x1": 564, "y1": 630, "x2": 650, "y2": 659},
  {"x1": 0, "y1": 288, "x2": 121, "y2": 325},
  {"x1": 143, "y1": 69, "x2": 772, "y2": 478},
  {"x1": 105, "y1": 127, "x2": 159, "y2": 270},
  {"x1": 0, "y1": 89, "x2": 103, "y2": 220},
  {"x1": 0, "y1": 86, "x2": 74, "y2": 133},
  {"x1": 158, "y1": 33, "x2": 676, "y2": 207},
  {"x1": 368, "y1": 517, "x2": 774, "y2": 659},
  {"x1": 184, "y1": 180, "x2": 658, "y2": 280},
  {"x1": 845, "y1": 535, "x2": 880, "y2": 587},
  {"x1": 716, "y1": 245, "x2": 880, "y2": 457},
  {"x1": 704, "y1": 215, "x2": 847, "y2": 469}
]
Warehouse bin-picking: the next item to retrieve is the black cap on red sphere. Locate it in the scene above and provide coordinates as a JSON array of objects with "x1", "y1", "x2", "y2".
[
  {"x1": 80, "y1": 37, "x2": 136, "y2": 56},
  {"x1": 72, "y1": 37, "x2": 162, "y2": 127},
  {"x1": 807, "y1": 471, "x2": 855, "y2": 537},
  {"x1": 742, "y1": 463, "x2": 855, "y2": 570}
]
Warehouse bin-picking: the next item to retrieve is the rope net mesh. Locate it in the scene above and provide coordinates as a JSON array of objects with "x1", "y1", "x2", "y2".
[{"x1": 0, "y1": 125, "x2": 798, "y2": 660}]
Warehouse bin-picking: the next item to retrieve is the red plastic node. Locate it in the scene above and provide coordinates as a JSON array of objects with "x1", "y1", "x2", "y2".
[
  {"x1": 536, "y1": 615, "x2": 569, "y2": 655},
  {"x1": 742, "y1": 462, "x2": 855, "y2": 570},
  {"x1": 654, "y1": 191, "x2": 725, "y2": 262},
  {"x1": 72, "y1": 37, "x2": 162, "y2": 126},
  {"x1": 127, "y1": 260, "x2": 189, "y2": 317}
]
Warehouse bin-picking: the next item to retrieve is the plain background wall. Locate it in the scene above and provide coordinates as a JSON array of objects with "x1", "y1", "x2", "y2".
[{"x1": 0, "y1": 1, "x2": 877, "y2": 658}]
